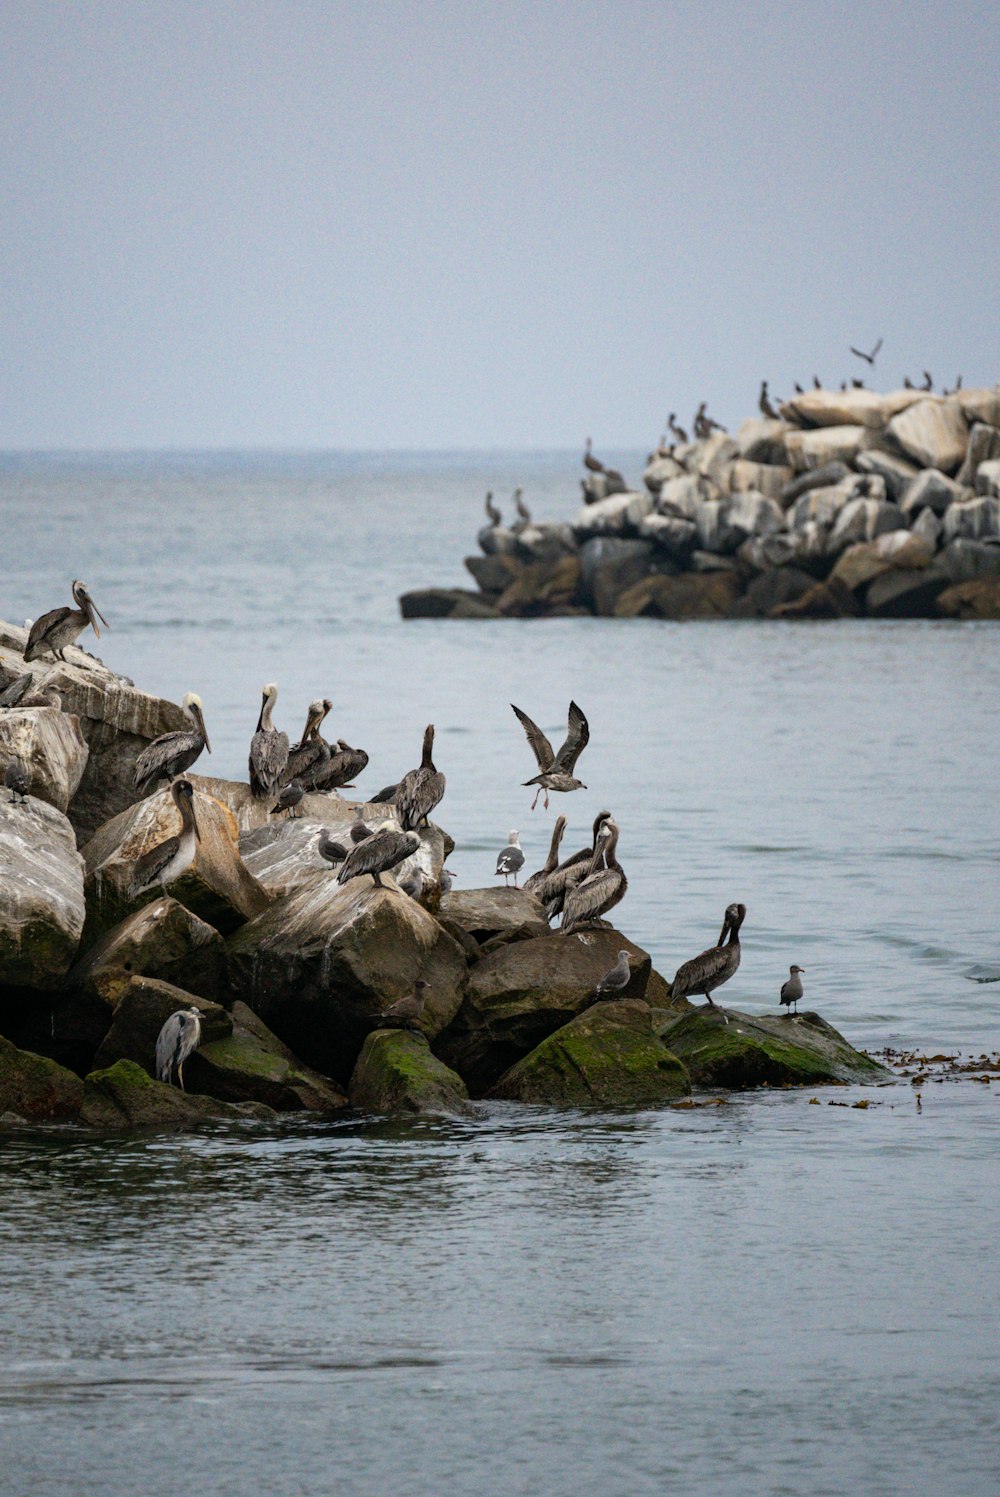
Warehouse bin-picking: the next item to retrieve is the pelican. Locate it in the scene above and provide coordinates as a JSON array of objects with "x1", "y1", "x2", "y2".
[
  {"x1": 155, "y1": 1007, "x2": 203, "y2": 1090},
  {"x1": 922, "y1": 370, "x2": 933, "y2": 391},
  {"x1": 317, "y1": 828, "x2": 348, "y2": 868},
  {"x1": 495, "y1": 830, "x2": 524, "y2": 887},
  {"x1": 24, "y1": 580, "x2": 109, "y2": 663},
  {"x1": 780, "y1": 964, "x2": 805, "y2": 1016},
  {"x1": 396, "y1": 725, "x2": 445, "y2": 830},
  {"x1": 249, "y1": 683, "x2": 289, "y2": 799},
  {"x1": 484, "y1": 491, "x2": 502, "y2": 526},
  {"x1": 512, "y1": 699, "x2": 589, "y2": 810},
  {"x1": 560, "y1": 818, "x2": 627, "y2": 933},
  {"x1": 759, "y1": 382, "x2": 780, "y2": 420},
  {"x1": 133, "y1": 693, "x2": 211, "y2": 794},
  {"x1": 369, "y1": 782, "x2": 398, "y2": 804},
  {"x1": 374, "y1": 979, "x2": 429, "y2": 1032},
  {"x1": 4, "y1": 756, "x2": 31, "y2": 802},
  {"x1": 595, "y1": 950, "x2": 632, "y2": 999},
  {"x1": 127, "y1": 779, "x2": 201, "y2": 900},
  {"x1": 583, "y1": 437, "x2": 606, "y2": 474},
  {"x1": 523, "y1": 814, "x2": 567, "y2": 896},
  {"x1": 512, "y1": 489, "x2": 532, "y2": 532},
  {"x1": 336, "y1": 819, "x2": 420, "y2": 889},
  {"x1": 308, "y1": 739, "x2": 369, "y2": 794},
  {"x1": 538, "y1": 810, "x2": 612, "y2": 918},
  {"x1": 668, "y1": 903, "x2": 746, "y2": 1010},
  {"x1": 667, "y1": 413, "x2": 688, "y2": 443},
  {"x1": 271, "y1": 779, "x2": 304, "y2": 818},
  {"x1": 283, "y1": 699, "x2": 332, "y2": 785}
]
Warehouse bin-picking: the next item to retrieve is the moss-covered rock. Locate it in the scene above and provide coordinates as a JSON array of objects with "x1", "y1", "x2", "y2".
[
  {"x1": 658, "y1": 1007, "x2": 891, "y2": 1089},
  {"x1": 185, "y1": 1002, "x2": 347, "y2": 1112},
  {"x1": 489, "y1": 1000, "x2": 691, "y2": 1107},
  {"x1": 0, "y1": 1035, "x2": 84, "y2": 1121},
  {"x1": 81, "y1": 1058, "x2": 275, "y2": 1129},
  {"x1": 349, "y1": 1029, "x2": 473, "y2": 1117}
]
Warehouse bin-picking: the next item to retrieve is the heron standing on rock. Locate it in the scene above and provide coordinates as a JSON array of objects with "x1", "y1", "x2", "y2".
[{"x1": 155, "y1": 1007, "x2": 203, "y2": 1090}]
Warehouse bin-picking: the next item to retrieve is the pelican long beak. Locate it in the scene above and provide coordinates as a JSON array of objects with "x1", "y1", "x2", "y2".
[
  {"x1": 83, "y1": 593, "x2": 110, "y2": 638},
  {"x1": 717, "y1": 914, "x2": 731, "y2": 946},
  {"x1": 192, "y1": 703, "x2": 211, "y2": 754},
  {"x1": 191, "y1": 805, "x2": 202, "y2": 843}
]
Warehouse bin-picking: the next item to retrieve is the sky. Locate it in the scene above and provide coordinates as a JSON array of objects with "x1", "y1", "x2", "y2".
[{"x1": 2, "y1": 0, "x2": 997, "y2": 449}]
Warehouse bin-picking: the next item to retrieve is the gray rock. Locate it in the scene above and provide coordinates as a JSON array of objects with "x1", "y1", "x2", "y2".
[
  {"x1": 737, "y1": 533, "x2": 801, "y2": 571},
  {"x1": 937, "y1": 538, "x2": 1000, "y2": 583},
  {"x1": 637, "y1": 513, "x2": 698, "y2": 561},
  {"x1": 399, "y1": 588, "x2": 500, "y2": 619},
  {"x1": 642, "y1": 455, "x2": 685, "y2": 493},
  {"x1": 240, "y1": 810, "x2": 446, "y2": 901},
  {"x1": 0, "y1": 708, "x2": 88, "y2": 815},
  {"x1": 572, "y1": 492, "x2": 652, "y2": 539},
  {"x1": 975, "y1": 460, "x2": 1000, "y2": 498},
  {"x1": 578, "y1": 537, "x2": 655, "y2": 614},
  {"x1": 690, "y1": 550, "x2": 739, "y2": 573},
  {"x1": 696, "y1": 499, "x2": 745, "y2": 555},
  {"x1": 477, "y1": 524, "x2": 519, "y2": 556},
  {"x1": 611, "y1": 572, "x2": 744, "y2": 619},
  {"x1": 725, "y1": 490, "x2": 786, "y2": 540},
  {"x1": 438, "y1": 887, "x2": 548, "y2": 945},
  {"x1": 788, "y1": 483, "x2": 853, "y2": 532},
  {"x1": 0, "y1": 796, "x2": 85, "y2": 989},
  {"x1": 92, "y1": 976, "x2": 233, "y2": 1073},
  {"x1": 69, "y1": 896, "x2": 228, "y2": 1009},
  {"x1": 780, "y1": 387, "x2": 892, "y2": 430},
  {"x1": 735, "y1": 417, "x2": 791, "y2": 465},
  {"x1": 464, "y1": 554, "x2": 523, "y2": 594},
  {"x1": 956, "y1": 424, "x2": 1000, "y2": 487},
  {"x1": 901, "y1": 469, "x2": 967, "y2": 517},
  {"x1": 733, "y1": 567, "x2": 817, "y2": 616},
  {"x1": 887, "y1": 398, "x2": 969, "y2": 473},
  {"x1": 515, "y1": 523, "x2": 578, "y2": 563},
  {"x1": 910, "y1": 506, "x2": 943, "y2": 550},
  {"x1": 727, "y1": 459, "x2": 794, "y2": 500},
  {"x1": 188, "y1": 1001, "x2": 349, "y2": 1112},
  {"x1": 0, "y1": 1036, "x2": 84, "y2": 1121},
  {"x1": 956, "y1": 386, "x2": 1000, "y2": 429},
  {"x1": 80, "y1": 1057, "x2": 275, "y2": 1129},
  {"x1": 865, "y1": 567, "x2": 949, "y2": 618},
  {"x1": 942, "y1": 496, "x2": 1000, "y2": 544},
  {"x1": 580, "y1": 473, "x2": 611, "y2": 505},
  {"x1": 659, "y1": 1007, "x2": 890, "y2": 1088},
  {"x1": 780, "y1": 461, "x2": 851, "y2": 509},
  {"x1": 855, "y1": 448, "x2": 921, "y2": 503},
  {"x1": 827, "y1": 498, "x2": 906, "y2": 555},
  {"x1": 694, "y1": 432, "x2": 739, "y2": 488},
  {"x1": 830, "y1": 533, "x2": 935, "y2": 594},
  {"x1": 784, "y1": 425, "x2": 869, "y2": 472}
]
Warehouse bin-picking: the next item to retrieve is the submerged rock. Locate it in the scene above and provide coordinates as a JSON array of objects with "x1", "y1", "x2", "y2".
[
  {"x1": 489, "y1": 999, "x2": 691, "y2": 1107},
  {"x1": 81, "y1": 1058, "x2": 275, "y2": 1129},
  {"x1": 0, "y1": 707, "x2": 88, "y2": 814},
  {"x1": 0, "y1": 1035, "x2": 84, "y2": 1121},
  {"x1": 658, "y1": 1007, "x2": 891, "y2": 1089},
  {"x1": 349, "y1": 1029, "x2": 473, "y2": 1117},
  {"x1": 0, "y1": 796, "x2": 85, "y2": 989}
]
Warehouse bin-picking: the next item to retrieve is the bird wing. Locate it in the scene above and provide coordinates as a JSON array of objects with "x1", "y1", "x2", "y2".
[
  {"x1": 671, "y1": 943, "x2": 730, "y2": 999},
  {"x1": 128, "y1": 835, "x2": 181, "y2": 897},
  {"x1": 318, "y1": 746, "x2": 369, "y2": 790},
  {"x1": 871, "y1": 337, "x2": 883, "y2": 360},
  {"x1": 553, "y1": 700, "x2": 589, "y2": 774},
  {"x1": 849, "y1": 346, "x2": 869, "y2": 362},
  {"x1": 155, "y1": 1015, "x2": 181, "y2": 1079},
  {"x1": 394, "y1": 766, "x2": 427, "y2": 829},
  {"x1": 511, "y1": 704, "x2": 554, "y2": 772},
  {"x1": 25, "y1": 607, "x2": 71, "y2": 656},
  {"x1": 250, "y1": 729, "x2": 289, "y2": 795},
  {"x1": 563, "y1": 866, "x2": 619, "y2": 925},
  {"x1": 338, "y1": 828, "x2": 412, "y2": 882},
  {"x1": 134, "y1": 730, "x2": 200, "y2": 788}
]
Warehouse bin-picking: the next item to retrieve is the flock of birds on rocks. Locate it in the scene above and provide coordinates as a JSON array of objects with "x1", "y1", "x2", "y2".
[{"x1": 5, "y1": 578, "x2": 810, "y2": 1088}]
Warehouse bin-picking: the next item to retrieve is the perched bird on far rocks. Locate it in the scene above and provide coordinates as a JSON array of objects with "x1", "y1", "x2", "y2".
[{"x1": 780, "y1": 964, "x2": 805, "y2": 1016}]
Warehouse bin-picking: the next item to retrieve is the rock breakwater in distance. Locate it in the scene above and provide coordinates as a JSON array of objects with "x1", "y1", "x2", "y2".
[{"x1": 399, "y1": 381, "x2": 1000, "y2": 622}]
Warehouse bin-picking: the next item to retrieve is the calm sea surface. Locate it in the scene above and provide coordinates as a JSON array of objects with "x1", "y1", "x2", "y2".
[{"x1": 2, "y1": 452, "x2": 998, "y2": 1496}]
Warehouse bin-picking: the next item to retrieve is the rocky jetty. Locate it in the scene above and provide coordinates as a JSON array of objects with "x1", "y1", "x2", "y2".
[
  {"x1": 400, "y1": 382, "x2": 1000, "y2": 621},
  {"x1": 0, "y1": 622, "x2": 888, "y2": 1129}
]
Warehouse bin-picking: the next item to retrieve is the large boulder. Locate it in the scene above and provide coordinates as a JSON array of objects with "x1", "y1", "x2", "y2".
[
  {"x1": 830, "y1": 533, "x2": 934, "y2": 595},
  {"x1": 937, "y1": 579, "x2": 1000, "y2": 619},
  {"x1": 436, "y1": 929, "x2": 659, "y2": 1095},
  {"x1": 827, "y1": 498, "x2": 905, "y2": 555},
  {"x1": 516, "y1": 522, "x2": 578, "y2": 564},
  {"x1": 865, "y1": 567, "x2": 948, "y2": 618},
  {"x1": 0, "y1": 1035, "x2": 84, "y2": 1121},
  {"x1": 0, "y1": 627, "x2": 192, "y2": 843},
  {"x1": 659, "y1": 1007, "x2": 891, "y2": 1088},
  {"x1": 900, "y1": 469, "x2": 967, "y2": 517},
  {"x1": 571, "y1": 492, "x2": 653, "y2": 539},
  {"x1": 0, "y1": 796, "x2": 85, "y2": 989},
  {"x1": 942, "y1": 496, "x2": 1000, "y2": 544},
  {"x1": 642, "y1": 454, "x2": 685, "y2": 493},
  {"x1": 464, "y1": 553, "x2": 523, "y2": 594},
  {"x1": 81, "y1": 782, "x2": 270, "y2": 943},
  {"x1": 956, "y1": 423, "x2": 1000, "y2": 487},
  {"x1": 727, "y1": 461, "x2": 793, "y2": 501},
  {"x1": 495, "y1": 556, "x2": 583, "y2": 617},
  {"x1": 780, "y1": 387, "x2": 890, "y2": 430},
  {"x1": 240, "y1": 810, "x2": 448, "y2": 901},
  {"x1": 579, "y1": 538, "x2": 656, "y2": 614},
  {"x1": 81, "y1": 1058, "x2": 275, "y2": 1129},
  {"x1": 975, "y1": 459, "x2": 1000, "y2": 498},
  {"x1": 226, "y1": 875, "x2": 467, "y2": 1081},
  {"x1": 655, "y1": 474, "x2": 710, "y2": 520},
  {"x1": 349, "y1": 1029, "x2": 473, "y2": 1117},
  {"x1": 613, "y1": 572, "x2": 742, "y2": 619},
  {"x1": 887, "y1": 398, "x2": 968, "y2": 473},
  {"x1": 737, "y1": 533, "x2": 802, "y2": 572},
  {"x1": 788, "y1": 481, "x2": 856, "y2": 533},
  {"x1": 438, "y1": 887, "x2": 548, "y2": 945},
  {"x1": 770, "y1": 577, "x2": 862, "y2": 619},
  {"x1": 637, "y1": 513, "x2": 698, "y2": 562},
  {"x1": 780, "y1": 462, "x2": 851, "y2": 509},
  {"x1": 186, "y1": 1002, "x2": 348, "y2": 1112},
  {"x1": 0, "y1": 707, "x2": 88, "y2": 814},
  {"x1": 955, "y1": 386, "x2": 1000, "y2": 429},
  {"x1": 784, "y1": 426, "x2": 869, "y2": 472},
  {"x1": 732, "y1": 566, "x2": 816, "y2": 616},
  {"x1": 855, "y1": 448, "x2": 921, "y2": 503},
  {"x1": 69, "y1": 896, "x2": 228, "y2": 1009},
  {"x1": 92, "y1": 977, "x2": 232, "y2": 1071},
  {"x1": 735, "y1": 417, "x2": 791, "y2": 465},
  {"x1": 936, "y1": 539, "x2": 1000, "y2": 584},
  {"x1": 489, "y1": 999, "x2": 691, "y2": 1107}
]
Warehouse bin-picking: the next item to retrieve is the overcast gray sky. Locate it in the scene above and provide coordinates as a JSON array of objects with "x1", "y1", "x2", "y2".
[{"x1": 2, "y1": 0, "x2": 997, "y2": 449}]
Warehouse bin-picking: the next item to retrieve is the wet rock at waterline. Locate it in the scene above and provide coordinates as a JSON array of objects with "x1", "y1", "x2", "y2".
[
  {"x1": 0, "y1": 1034, "x2": 84, "y2": 1121},
  {"x1": 349, "y1": 1029, "x2": 473, "y2": 1117},
  {"x1": 186, "y1": 1003, "x2": 349, "y2": 1112},
  {"x1": 657, "y1": 1007, "x2": 891, "y2": 1089},
  {"x1": 91, "y1": 976, "x2": 232, "y2": 1073},
  {"x1": 80, "y1": 1058, "x2": 276, "y2": 1130}
]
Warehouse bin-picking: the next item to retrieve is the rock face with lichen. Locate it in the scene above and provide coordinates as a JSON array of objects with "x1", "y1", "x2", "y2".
[
  {"x1": 80, "y1": 1058, "x2": 275, "y2": 1129},
  {"x1": 0, "y1": 1034, "x2": 84, "y2": 1121},
  {"x1": 349, "y1": 1029, "x2": 473, "y2": 1117},
  {"x1": 657, "y1": 1007, "x2": 890, "y2": 1089},
  {"x1": 0, "y1": 795, "x2": 86, "y2": 989},
  {"x1": 489, "y1": 1000, "x2": 691, "y2": 1107},
  {"x1": 0, "y1": 707, "x2": 88, "y2": 814}
]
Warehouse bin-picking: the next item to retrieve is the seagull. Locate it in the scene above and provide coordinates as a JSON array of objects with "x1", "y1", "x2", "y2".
[
  {"x1": 512, "y1": 699, "x2": 589, "y2": 810},
  {"x1": 4, "y1": 756, "x2": 31, "y2": 803},
  {"x1": 155, "y1": 1007, "x2": 203, "y2": 1091},
  {"x1": 439, "y1": 867, "x2": 455, "y2": 893},
  {"x1": 849, "y1": 337, "x2": 883, "y2": 366},
  {"x1": 317, "y1": 828, "x2": 348, "y2": 868},
  {"x1": 595, "y1": 950, "x2": 632, "y2": 1000},
  {"x1": 374, "y1": 980, "x2": 430, "y2": 1032},
  {"x1": 780, "y1": 964, "x2": 805, "y2": 1016},
  {"x1": 495, "y1": 830, "x2": 525, "y2": 887},
  {"x1": 270, "y1": 780, "x2": 304, "y2": 819}
]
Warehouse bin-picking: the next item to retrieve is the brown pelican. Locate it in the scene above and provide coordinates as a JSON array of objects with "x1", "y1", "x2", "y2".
[
  {"x1": 813, "y1": 375, "x2": 822, "y2": 388},
  {"x1": 537, "y1": 810, "x2": 612, "y2": 918},
  {"x1": 249, "y1": 683, "x2": 289, "y2": 799},
  {"x1": 759, "y1": 382, "x2": 780, "y2": 420},
  {"x1": 396, "y1": 725, "x2": 445, "y2": 830},
  {"x1": 495, "y1": 830, "x2": 524, "y2": 887},
  {"x1": 336, "y1": 819, "x2": 420, "y2": 889},
  {"x1": 903, "y1": 376, "x2": 914, "y2": 389},
  {"x1": 693, "y1": 402, "x2": 709, "y2": 438},
  {"x1": 668, "y1": 903, "x2": 746, "y2": 1009},
  {"x1": 317, "y1": 828, "x2": 348, "y2": 868},
  {"x1": 780, "y1": 964, "x2": 805, "y2": 1016},
  {"x1": 512, "y1": 699, "x2": 589, "y2": 810},
  {"x1": 583, "y1": 437, "x2": 606, "y2": 474},
  {"x1": 484, "y1": 490, "x2": 502, "y2": 526},
  {"x1": 513, "y1": 488, "x2": 531, "y2": 525},
  {"x1": 667, "y1": 413, "x2": 688, "y2": 443},
  {"x1": 127, "y1": 779, "x2": 201, "y2": 900},
  {"x1": 133, "y1": 693, "x2": 211, "y2": 794},
  {"x1": 283, "y1": 699, "x2": 332, "y2": 785},
  {"x1": 155, "y1": 1007, "x2": 203, "y2": 1090},
  {"x1": 595, "y1": 950, "x2": 631, "y2": 999},
  {"x1": 4, "y1": 755, "x2": 31, "y2": 802},
  {"x1": 922, "y1": 370, "x2": 933, "y2": 391},
  {"x1": 271, "y1": 780, "x2": 304, "y2": 818},
  {"x1": 24, "y1": 580, "x2": 109, "y2": 663},
  {"x1": 308, "y1": 740, "x2": 369, "y2": 794},
  {"x1": 851, "y1": 378, "x2": 865, "y2": 389},
  {"x1": 370, "y1": 782, "x2": 398, "y2": 804},
  {"x1": 850, "y1": 336, "x2": 883, "y2": 366},
  {"x1": 374, "y1": 979, "x2": 429, "y2": 1032},
  {"x1": 523, "y1": 814, "x2": 567, "y2": 896},
  {"x1": 560, "y1": 818, "x2": 626, "y2": 933}
]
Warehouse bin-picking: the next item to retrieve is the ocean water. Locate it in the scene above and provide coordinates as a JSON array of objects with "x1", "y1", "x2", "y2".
[{"x1": 2, "y1": 452, "x2": 998, "y2": 1496}]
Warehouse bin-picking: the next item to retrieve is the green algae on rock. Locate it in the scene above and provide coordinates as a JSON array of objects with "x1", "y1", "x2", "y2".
[
  {"x1": 186, "y1": 1002, "x2": 348, "y2": 1112},
  {"x1": 0, "y1": 1035, "x2": 84, "y2": 1121},
  {"x1": 81, "y1": 1058, "x2": 276, "y2": 1129},
  {"x1": 658, "y1": 1007, "x2": 892, "y2": 1090},
  {"x1": 488, "y1": 999, "x2": 691, "y2": 1107},
  {"x1": 349, "y1": 1029, "x2": 473, "y2": 1117}
]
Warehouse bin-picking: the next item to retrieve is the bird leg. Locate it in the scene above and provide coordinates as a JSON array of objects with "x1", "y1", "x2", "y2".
[
  {"x1": 543, "y1": 790, "x2": 550, "y2": 809},
  {"x1": 530, "y1": 786, "x2": 541, "y2": 811},
  {"x1": 177, "y1": 1062, "x2": 185, "y2": 1092},
  {"x1": 372, "y1": 872, "x2": 383, "y2": 888}
]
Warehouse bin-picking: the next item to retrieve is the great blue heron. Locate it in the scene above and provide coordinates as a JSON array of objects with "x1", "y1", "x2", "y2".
[{"x1": 155, "y1": 1006, "x2": 203, "y2": 1090}]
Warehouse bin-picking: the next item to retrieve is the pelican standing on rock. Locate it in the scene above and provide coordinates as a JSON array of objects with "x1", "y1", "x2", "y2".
[
  {"x1": 561, "y1": 818, "x2": 627, "y2": 933},
  {"x1": 133, "y1": 693, "x2": 211, "y2": 794},
  {"x1": 127, "y1": 779, "x2": 201, "y2": 900},
  {"x1": 484, "y1": 491, "x2": 502, "y2": 527},
  {"x1": 780, "y1": 964, "x2": 805, "y2": 1016},
  {"x1": 24, "y1": 580, "x2": 109, "y2": 663},
  {"x1": 308, "y1": 739, "x2": 369, "y2": 794},
  {"x1": 512, "y1": 700, "x2": 589, "y2": 810},
  {"x1": 283, "y1": 699, "x2": 332, "y2": 785},
  {"x1": 495, "y1": 830, "x2": 524, "y2": 887},
  {"x1": 523, "y1": 815, "x2": 567, "y2": 896},
  {"x1": 668, "y1": 903, "x2": 746, "y2": 1011},
  {"x1": 336, "y1": 819, "x2": 420, "y2": 889},
  {"x1": 155, "y1": 1007, "x2": 203, "y2": 1090},
  {"x1": 539, "y1": 810, "x2": 612, "y2": 919},
  {"x1": 396, "y1": 725, "x2": 445, "y2": 830},
  {"x1": 512, "y1": 489, "x2": 532, "y2": 532},
  {"x1": 249, "y1": 683, "x2": 289, "y2": 799}
]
